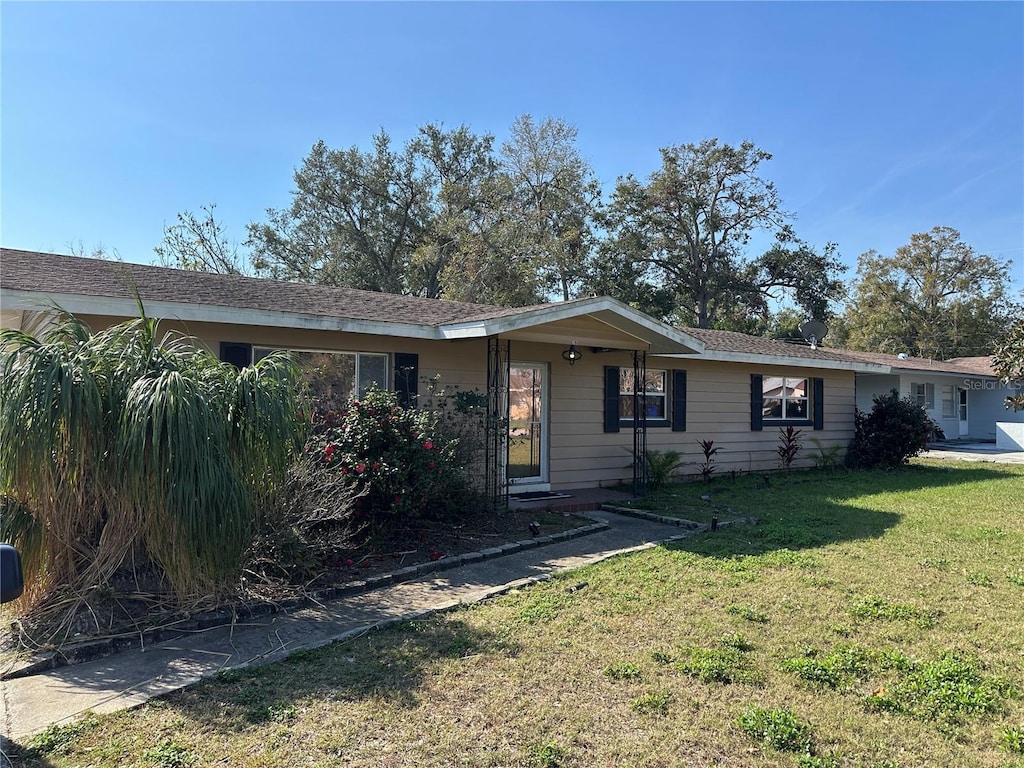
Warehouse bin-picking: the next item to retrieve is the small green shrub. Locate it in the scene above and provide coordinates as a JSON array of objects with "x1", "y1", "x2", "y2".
[
  {"x1": 143, "y1": 739, "x2": 197, "y2": 767},
  {"x1": 810, "y1": 437, "x2": 843, "y2": 470},
  {"x1": 719, "y1": 631, "x2": 753, "y2": 651},
  {"x1": 26, "y1": 715, "x2": 99, "y2": 756},
  {"x1": 631, "y1": 690, "x2": 673, "y2": 716},
  {"x1": 697, "y1": 439, "x2": 720, "y2": 483},
  {"x1": 863, "y1": 651, "x2": 1016, "y2": 724},
  {"x1": 678, "y1": 635, "x2": 763, "y2": 685},
  {"x1": 726, "y1": 604, "x2": 769, "y2": 623},
  {"x1": 737, "y1": 705, "x2": 814, "y2": 753},
  {"x1": 603, "y1": 661, "x2": 642, "y2": 681},
  {"x1": 644, "y1": 449, "x2": 686, "y2": 492},
  {"x1": 845, "y1": 389, "x2": 938, "y2": 469},
  {"x1": 1001, "y1": 725, "x2": 1024, "y2": 754},
  {"x1": 966, "y1": 571, "x2": 994, "y2": 587},
  {"x1": 530, "y1": 741, "x2": 567, "y2": 768},
  {"x1": 783, "y1": 645, "x2": 873, "y2": 690},
  {"x1": 777, "y1": 426, "x2": 803, "y2": 470},
  {"x1": 850, "y1": 595, "x2": 938, "y2": 628},
  {"x1": 798, "y1": 755, "x2": 839, "y2": 768}
]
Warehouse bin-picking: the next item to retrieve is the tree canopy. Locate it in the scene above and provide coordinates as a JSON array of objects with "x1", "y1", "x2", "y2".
[
  {"x1": 157, "y1": 126, "x2": 1024, "y2": 353},
  {"x1": 842, "y1": 226, "x2": 1016, "y2": 360},
  {"x1": 591, "y1": 139, "x2": 845, "y2": 328},
  {"x1": 992, "y1": 318, "x2": 1024, "y2": 411}
]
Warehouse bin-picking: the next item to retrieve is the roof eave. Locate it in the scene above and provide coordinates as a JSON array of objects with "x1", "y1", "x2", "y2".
[
  {"x1": 439, "y1": 296, "x2": 705, "y2": 354},
  {"x1": 660, "y1": 348, "x2": 891, "y2": 373},
  {"x1": 0, "y1": 289, "x2": 443, "y2": 340}
]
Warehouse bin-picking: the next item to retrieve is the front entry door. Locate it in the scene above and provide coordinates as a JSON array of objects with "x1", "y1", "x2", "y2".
[{"x1": 507, "y1": 363, "x2": 549, "y2": 487}]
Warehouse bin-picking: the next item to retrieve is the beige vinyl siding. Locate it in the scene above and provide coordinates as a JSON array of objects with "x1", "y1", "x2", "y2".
[
  {"x1": 546, "y1": 355, "x2": 856, "y2": 490},
  {"x1": 71, "y1": 315, "x2": 857, "y2": 491}
]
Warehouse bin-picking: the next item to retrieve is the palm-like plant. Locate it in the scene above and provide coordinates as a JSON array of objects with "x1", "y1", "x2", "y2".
[{"x1": 0, "y1": 309, "x2": 305, "y2": 612}]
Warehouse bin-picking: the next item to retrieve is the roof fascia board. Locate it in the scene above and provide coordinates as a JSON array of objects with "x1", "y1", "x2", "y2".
[
  {"x1": 893, "y1": 367, "x2": 997, "y2": 381},
  {"x1": 1, "y1": 289, "x2": 440, "y2": 340},
  {"x1": 660, "y1": 348, "x2": 891, "y2": 374}
]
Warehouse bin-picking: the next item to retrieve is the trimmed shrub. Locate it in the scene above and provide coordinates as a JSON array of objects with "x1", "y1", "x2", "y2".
[{"x1": 845, "y1": 389, "x2": 938, "y2": 469}]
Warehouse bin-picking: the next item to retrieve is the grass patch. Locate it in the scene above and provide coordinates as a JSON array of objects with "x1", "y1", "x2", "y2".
[
  {"x1": 782, "y1": 644, "x2": 874, "y2": 690},
  {"x1": 863, "y1": 650, "x2": 1017, "y2": 725},
  {"x1": 603, "y1": 661, "x2": 642, "y2": 681},
  {"x1": 849, "y1": 594, "x2": 940, "y2": 628},
  {"x1": 14, "y1": 462, "x2": 1024, "y2": 767},
  {"x1": 630, "y1": 690, "x2": 673, "y2": 716},
  {"x1": 677, "y1": 634, "x2": 764, "y2": 686},
  {"x1": 737, "y1": 705, "x2": 814, "y2": 753},
  {"x1": 726, "y1": 603, "x2": 769, "y2": 623}
]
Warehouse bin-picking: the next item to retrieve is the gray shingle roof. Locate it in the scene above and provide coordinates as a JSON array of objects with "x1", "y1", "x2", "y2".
[
  {"x1": 836, "y1": 349, "x2": 995, "y2": 376},
  {"x1": 0, "y1": 248, "x2": 544, "y2": 327},
  {"x1": 681, "y1": 327, "x2": 863, "y2": 365}
]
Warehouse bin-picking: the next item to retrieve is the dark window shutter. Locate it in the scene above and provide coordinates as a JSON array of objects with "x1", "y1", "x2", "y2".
[
  {"x1": 394, "y1": 353, "x2": 419, "y2": 408},
  {"x1": 671, "y1": 370, "x2": 687, "y2": 431},
  {"x1": 604, "y1": 366, "x2": 620, "y2": 433},
  {"x1": 220, "y1": 342, "x2": 252, "y2": 370},
  {"x1": 750, "y1": 374, "x2": 763, "y2": 431},
  {"x1": 813, "y1": 377, "x2": 824, "y2": 430}
]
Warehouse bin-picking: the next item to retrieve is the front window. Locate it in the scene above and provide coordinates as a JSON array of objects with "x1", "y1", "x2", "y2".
[
  {"x1": 762, "y1": 376, "x2": 809, "y2": 421},
  {"x1": 912, "y1": 382, "x2": 934, "y2": 410},
  {"x1": 254, "y1": 347, "x2": 388, "y2": 415},
  {"x1": 620, "y1": 369, "x2": 667, "y2": 421},
  {"x1": 941, "y1": 385, "x2": 955, "y2": 419}
]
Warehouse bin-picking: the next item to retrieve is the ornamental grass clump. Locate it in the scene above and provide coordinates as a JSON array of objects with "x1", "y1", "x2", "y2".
[{"x1": 0, "y1": 309, "x2": 305, "y2": 616}]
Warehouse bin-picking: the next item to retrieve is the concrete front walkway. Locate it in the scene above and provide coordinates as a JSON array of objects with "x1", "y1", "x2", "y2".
[{"x1": 1, "y1": 510, "x2": 688, "y2": 746}]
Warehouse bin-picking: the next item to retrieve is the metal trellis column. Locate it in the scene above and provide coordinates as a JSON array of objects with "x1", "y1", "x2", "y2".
[
  {"x1": 485, "y1": 337, "x2": 511, "y2": 509},
  {"x1": 632, "y1": 349, "x2": 648, "y2": 497}
]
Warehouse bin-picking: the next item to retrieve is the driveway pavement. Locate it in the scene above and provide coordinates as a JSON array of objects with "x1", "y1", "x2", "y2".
[
  {"x1": 920, "y1": 441, "x2": 1024, "y2": 464},
  {"x1": 1, "y1": 509, "x2": 690, "y2": 749}
]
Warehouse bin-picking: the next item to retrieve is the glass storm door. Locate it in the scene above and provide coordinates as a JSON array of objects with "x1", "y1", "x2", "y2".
[{"x1": 507, "y1": 364, "x2": 548, "y2": 484}]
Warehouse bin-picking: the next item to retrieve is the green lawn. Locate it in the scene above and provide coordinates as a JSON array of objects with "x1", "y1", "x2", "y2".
[{"x1": 17, "y1": 461, "x2": 1024, "y2": 768}]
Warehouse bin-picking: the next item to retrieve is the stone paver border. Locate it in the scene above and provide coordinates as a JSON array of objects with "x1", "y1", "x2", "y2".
[{"x1": 3, "y1": 519, "x2": 609, "y2": 680}]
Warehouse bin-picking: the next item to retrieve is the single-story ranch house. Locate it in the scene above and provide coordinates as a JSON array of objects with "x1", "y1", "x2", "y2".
[{"x1": 1, "y1": 249, "x2": 1018, "y2": 499}]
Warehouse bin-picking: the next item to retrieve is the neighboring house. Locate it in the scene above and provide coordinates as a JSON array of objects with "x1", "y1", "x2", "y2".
[
  {"x1": 0, "y1": 249, "x2": 893, "y2": 500},
  {"x1": 838, "y1": 349, "x2": 1024, "y2": 444}
]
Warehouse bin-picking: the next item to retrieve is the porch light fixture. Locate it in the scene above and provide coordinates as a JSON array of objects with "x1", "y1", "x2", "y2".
[{"x1": 561, "y1": 342, "x2": 583, "y2": 366}]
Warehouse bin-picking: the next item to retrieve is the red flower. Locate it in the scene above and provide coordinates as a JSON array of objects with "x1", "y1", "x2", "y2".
[
  {"x1": 341, "y1": 466, "x2": 350, "y2": 475},
  {"x1": 355, "y1": 463, "x2": 366, "y2": 473},
  {"x1": 372, "y1": 461, "x2": 381, "y2": 470},
  {"x1": 430, "y1": 551, "x2": 443, "y2": 561},
  {"x1": 423, "y1": 440, "x2": 434, "y2": 450},
  {"x1": 429, "y1": 461, "x2": 436, "y2": 470},
  {"x1": 393, "y1": 495, "x2": 401, "y2": 504},
  {"x1": 344, "y1": 558, "x2": 354, "y2": 567},
  {"x1": 324, "y1": 444, "x2": 335, "y2": 459}
]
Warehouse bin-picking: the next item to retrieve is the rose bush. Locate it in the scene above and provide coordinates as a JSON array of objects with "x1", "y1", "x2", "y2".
[{"x1": 308, "y1": 386, "x2": 475, "y2": 532}]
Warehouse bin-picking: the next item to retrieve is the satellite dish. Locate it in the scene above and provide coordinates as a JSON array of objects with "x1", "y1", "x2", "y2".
[{"x1": 799, "y1": 320, "x2": 829, "y2": 350}]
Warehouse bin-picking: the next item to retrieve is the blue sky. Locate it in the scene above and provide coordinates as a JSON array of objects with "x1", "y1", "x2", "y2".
[{"x1": 3, "y1": 1, "x2": 1022, "y2": 297}]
